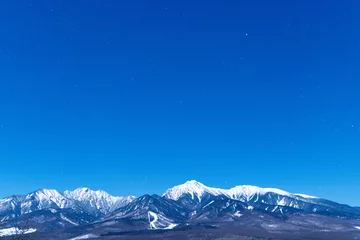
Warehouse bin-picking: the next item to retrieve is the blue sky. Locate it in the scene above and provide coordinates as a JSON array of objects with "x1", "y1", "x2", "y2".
[{"x1": 0, "y1": 0, "x2": 360, "y2": 205}]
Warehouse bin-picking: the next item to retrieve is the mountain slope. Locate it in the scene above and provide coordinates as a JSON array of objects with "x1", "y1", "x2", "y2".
[
  {"x1": 0, "y1": 188, "x2": 134, "y2": 222},
  {"x1": 106, "y1": 194, "x2": 188, "y2": 229},
  {"x1": 63, "y1": 188, "x2": 135, "y2": 216},
  {"x1": 163, "y1": 180, "x2": 360, "y2": 220}
]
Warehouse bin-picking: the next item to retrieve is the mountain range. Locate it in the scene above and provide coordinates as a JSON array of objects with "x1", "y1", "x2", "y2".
[{"x1": 1, "y1": 180, "x2": 360, "y2": 240}]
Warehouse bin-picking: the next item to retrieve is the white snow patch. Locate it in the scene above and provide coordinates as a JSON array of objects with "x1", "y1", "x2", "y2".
[
  {"x1": 278, "y1": 198, "x2": 286, "y2": 206},
  {"x1": 294, "y1": 193, "x2": 318, "y2": 199},
  {"x1": 60, "y1": 213, "x2": 79, "y2": 226},
  {"x1": 99, "y1": 220, "x2": 117, "y2": 227},
  {"x1": 50, "y1": 208, "x2": 57, "y2": 213},
  {"x1": 354, "y1": 226, "x2": 360, "y2": 230},
  {"x1": 234, "y1": 211, "x2": 243, "y2": 217},
  {"x1": 0, "y1": 227, "x2": 36, "y2": 237},
  {"x1": 69, "y1": 234, "x2": 98, "y2": 240},
  {"x1": 247, "y1": 206, "x2": 254, "y2": 210},
  {"x1": 164, "y1": 223, "x2": 178, "y2": 229},
  {"x1": 202, "y1": 200, "x2": 214, "y2": 209},
  {"x1": 272, "y1": 206, "x2": 278, "y2": 212}
]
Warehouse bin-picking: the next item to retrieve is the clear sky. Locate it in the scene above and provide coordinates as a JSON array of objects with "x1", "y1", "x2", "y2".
[{"x1": 0, "y1": 1, "x2": 359, "y2": 205}]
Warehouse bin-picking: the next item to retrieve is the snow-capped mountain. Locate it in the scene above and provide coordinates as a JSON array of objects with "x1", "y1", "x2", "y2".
[
  {"x1": 0, "y1": 189, "x2": 78, "y2": 222},
  {"x1": 91, "y1": 180, "x2": 360, "y2": 233},
  {"x1": 163, "y1": 180, "x2": 228, "y2": 202},
  {"x1": 163, "y1": 180, "x2": 323, "y2": 210},
  {"x1": 163, "y1": 180, "x2": 360, "y2": 219},
  {"x1": 63, "y1": 188, "x2": 135, "y2": 215},
  {"x1": 1, "y1": 181, "x2": 360, "y2": 239},
  {"x1": 163, "y1": 180, "x2": 316, "y2": 203},
  {"x1": 0, "y1": 188, "x2": 134, "y2": 222},
  {"x1": 21, "y1": 189, "x2": 78, "y2": 215}
]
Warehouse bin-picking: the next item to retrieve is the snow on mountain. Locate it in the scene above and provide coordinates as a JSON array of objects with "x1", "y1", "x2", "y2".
[
  {"x1": 69, "y1": 234, "x2": 99, "y2": 240},
  {"x1": 105, "y1": 194, "x2": 188, "y2": 232},
  {"x1": 1, "y1": 181, "x2": 360, "y2": 237},
  {"x1": 162, "y1": 180, "x2": 228, "y2": 202},
  {"x1": 63, "y1": 188, "x2": 135, "y2": 214},
  {"x1": 294, "y1": 193, "x2": 318, "y2": 199},
  {"x1": 0, "y1": 188, "x2": 135, "y2": 221},
  {"x1": 227, "y1": 185, "x2": 293, "y2": 201},
  {"x1": 148, "y1": 211, "x2": 178, "y2": 230},
  {"x1": 0, "y1": 196, "x2": 23, "y2": 220},
  {"x1": 0, "y1": 227, "x2": 36, "y2": 237},
  {"x1": 109, "y1": 194, "x2": 187, "y2": 220},
  {"x1": 21, "y1": 189, "x2": 76, "y2": 215},
  {"x1": 162, "y1": 181, "x2": 360, "y2": 219},
  {"x1": 163, "y1": 180, "x2": 314, "y2": 203}
]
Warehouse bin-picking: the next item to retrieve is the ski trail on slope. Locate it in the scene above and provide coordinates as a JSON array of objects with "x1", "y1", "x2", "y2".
[{"x1": 148, "y1": 211, "x2": 158, "y2": 229}]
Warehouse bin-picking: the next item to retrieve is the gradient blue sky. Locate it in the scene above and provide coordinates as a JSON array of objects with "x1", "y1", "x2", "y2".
[{"x1": 1, "y1": 0, "x2": 360, "y2": 205}]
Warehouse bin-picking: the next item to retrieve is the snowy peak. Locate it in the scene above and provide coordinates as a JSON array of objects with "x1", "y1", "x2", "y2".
[
  {"x1": 163, "y1": 180, "x2": 227, "y2": 201},
  {"x1": 28, "y1": 189, "x2": 69, "y2": 204},
  {"x1": 0, "y1": 187, "x2": 135, "y2": 220},
  {"x1": 64, "y1": 187, "x2": 135, "y2": 214},
  {"x1": 163, "y1": 180, "x2": 318, "y2": 202},
  {"x1": 63, "y1": 187, "x2": 112, "y2": 201},
  {"x1": 21, "y1": 189, "x2": 75, "y2": 214},
  {"x1": 28, "y1": 189, "x2": 64, "y2": 201}
]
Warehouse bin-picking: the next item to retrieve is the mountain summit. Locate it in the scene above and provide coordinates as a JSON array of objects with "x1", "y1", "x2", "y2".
[
  {"x1": 63, "y1": 187, "x2": 135, "y2": 215},
  {"x1": 162, "y1": 180, "x2": 228, "y2": 201}
]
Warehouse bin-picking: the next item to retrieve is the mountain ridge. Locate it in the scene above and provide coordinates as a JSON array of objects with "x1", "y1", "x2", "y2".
[
  {"x1": 163, "y1": 180, "x2": 320, "y2": 202},
  {"x1": 1, "y1": 180, "x2": 360, "y2": 239}
]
